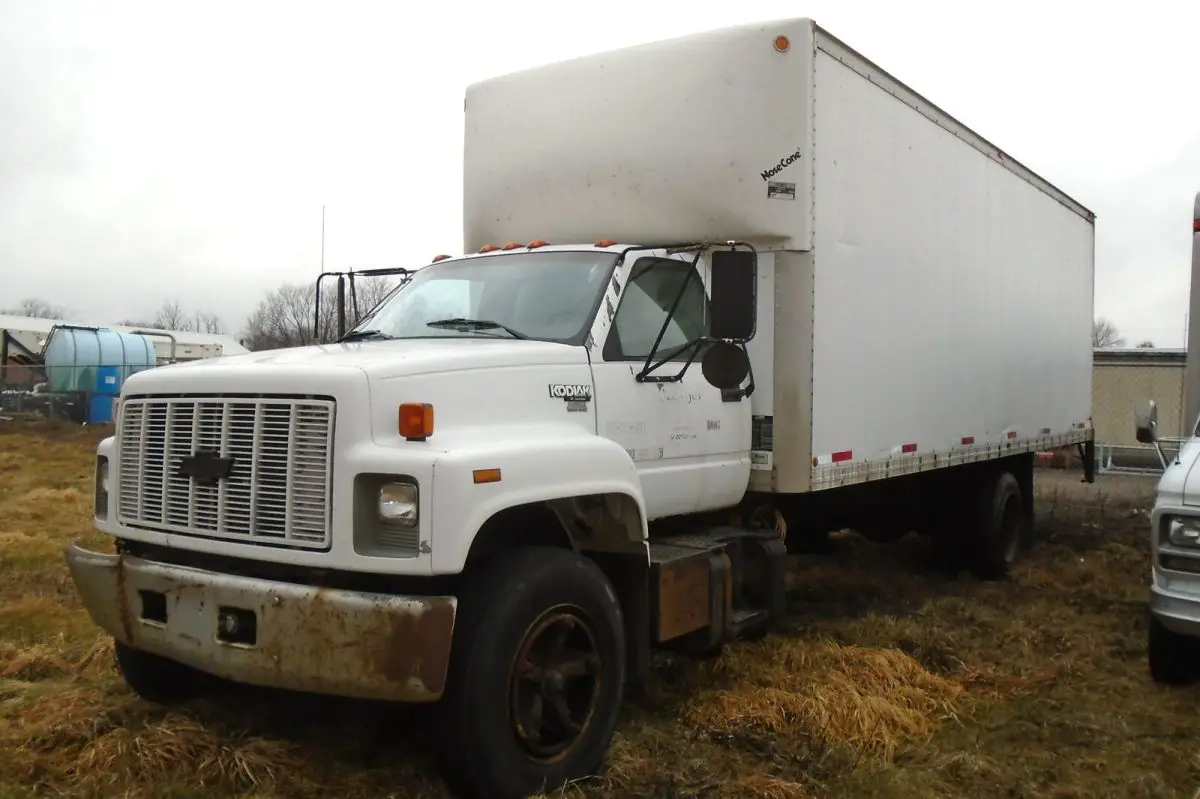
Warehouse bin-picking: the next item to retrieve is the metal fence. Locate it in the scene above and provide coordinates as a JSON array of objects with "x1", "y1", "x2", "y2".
[{"x1": 0, "y1": 362, "x2": 151, "y2": 424}]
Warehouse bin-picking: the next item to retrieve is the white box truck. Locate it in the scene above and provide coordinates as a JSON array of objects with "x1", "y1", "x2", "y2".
[{"x1": 66, "y1": 17, "x2": 1096, "y2": 799}]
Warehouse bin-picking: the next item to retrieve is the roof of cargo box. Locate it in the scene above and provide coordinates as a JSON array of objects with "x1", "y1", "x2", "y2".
[{"x1": 462, "y1": 18, "x2": 1094, "y2": 253}]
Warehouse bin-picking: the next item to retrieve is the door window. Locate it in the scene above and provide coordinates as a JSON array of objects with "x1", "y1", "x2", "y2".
[{"x1": 605, "y1": 257, "x2": 708, "y2": 361}]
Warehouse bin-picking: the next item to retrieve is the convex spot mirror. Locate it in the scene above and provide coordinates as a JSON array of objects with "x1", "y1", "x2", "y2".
[
  {"x1": 709, "y1": 249, "x2": 757, "y2": 342},
  {"x1": 701, "y1": 341, "x2": 750, "y2": 390},
  {"x1": 1135, "y1": 398, "x2": 1159, "y2": 444}
]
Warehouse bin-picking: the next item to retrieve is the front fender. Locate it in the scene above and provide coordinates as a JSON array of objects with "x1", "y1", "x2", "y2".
[{"x1": 429, "y1": 431, "x2": 647, "y2": 574}]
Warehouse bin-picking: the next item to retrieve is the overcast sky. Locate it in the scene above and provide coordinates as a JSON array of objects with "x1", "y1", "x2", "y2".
[{"x1": 1, "y1": 0, "x2": 1197, "y2": 346}]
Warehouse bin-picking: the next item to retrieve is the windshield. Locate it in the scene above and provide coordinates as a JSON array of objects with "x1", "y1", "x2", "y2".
[{"x1": 349, "y1": 250, "x2": 618, "y2": 344}]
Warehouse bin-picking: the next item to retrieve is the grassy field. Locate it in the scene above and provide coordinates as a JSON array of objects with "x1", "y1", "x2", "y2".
[{"x1": 1, "y1": 420, "x2": 1196, "y2": 798}]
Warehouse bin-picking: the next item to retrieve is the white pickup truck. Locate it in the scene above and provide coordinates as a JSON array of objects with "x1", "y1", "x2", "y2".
[
  {"x1": 1141, "y1": 190, "x2": 1200, "y2": 684},
  {"x1": 66, "y1": 18, "x2": 1096, "y2": 799}
]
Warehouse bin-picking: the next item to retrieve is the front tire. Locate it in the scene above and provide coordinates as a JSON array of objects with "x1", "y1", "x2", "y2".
[
  {"x1": 439, "y1": 547, "x2": 626, "y2": 799},
  {"x1": 114, "y1": 642, "x2": 201, "y2": 704},
  {"x1": 1149, "y1": 615, "x2": 1200, "y2": 685}
]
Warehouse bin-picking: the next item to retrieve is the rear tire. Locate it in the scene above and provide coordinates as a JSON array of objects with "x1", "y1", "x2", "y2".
[
  {"x1": 114, "y1": 642, "x2": 200, "y2": 704},
  {"x1": 1149, "y1": 615, "x2": 1200, "y2": 685},
  {"x1": 969, "y1": 470, "x2": 1028, "y2": 580},
  {"x1": 438, "y1": 547, "x2": 626, "y2": 799}
]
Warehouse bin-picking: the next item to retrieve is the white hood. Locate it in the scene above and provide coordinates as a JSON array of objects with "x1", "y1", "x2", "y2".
[
  {"x1": 159, "y1": 339, "x2": 583, "y2": 379},
  {"x1": 120, "y1": 338, "x2": 589, "y2": 398}
]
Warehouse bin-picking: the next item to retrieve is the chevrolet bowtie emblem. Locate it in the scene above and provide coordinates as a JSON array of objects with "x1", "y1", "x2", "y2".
[{"x1": 176, "y1": 450, "x2": 236, "y2": 486}]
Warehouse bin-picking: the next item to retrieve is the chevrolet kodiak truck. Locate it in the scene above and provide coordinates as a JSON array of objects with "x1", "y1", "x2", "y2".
[{"x1": 66, "y1": 17, "x2": 1096, "y2": 799}]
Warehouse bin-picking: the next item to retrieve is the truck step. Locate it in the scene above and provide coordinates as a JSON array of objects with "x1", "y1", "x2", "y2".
[
  {"x1": 730, "y1": 607, "x2": 771, "y2": 638},
  {"x1": 649, "y1": 526, "x2": 783, "y2": 563}
]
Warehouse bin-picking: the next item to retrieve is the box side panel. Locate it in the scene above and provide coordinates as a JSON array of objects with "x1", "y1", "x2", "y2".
[
  {"x1": 463, "y1": 19, "x2": 816, "y2": 253},
  {"x1": 812, "y1": 26, "x2": 1092, "y2": 222},
  {"x1": 745, "y1": 252, "x2": 778, "y2": 492},
  {"x1": 807, "y1": 49, "x2": 1094, "y2": 489},
  {"x1": 763, "y1": 250, "x2": 816, "y2": 493}
]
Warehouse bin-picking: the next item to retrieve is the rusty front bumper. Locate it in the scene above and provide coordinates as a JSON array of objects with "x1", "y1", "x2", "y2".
[{"x1": 65, "y1": 541, "x2": 457, "y2": 702}]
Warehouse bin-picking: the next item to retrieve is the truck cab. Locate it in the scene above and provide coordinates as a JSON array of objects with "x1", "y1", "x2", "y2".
[{"x1": 70, "y1": 240, "x2": 773, "y2": 799}]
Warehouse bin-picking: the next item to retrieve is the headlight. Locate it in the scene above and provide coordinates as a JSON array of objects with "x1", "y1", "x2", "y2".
[
  {"x1": 1166, "y1": 516, "x2": 1200, "y2": 547},
  {"x1": 378, "y1": 482, "x2": 418, "y2": 528},
  {"x1": 95, "y1": 456, "x2": 110, "y2": 519}
]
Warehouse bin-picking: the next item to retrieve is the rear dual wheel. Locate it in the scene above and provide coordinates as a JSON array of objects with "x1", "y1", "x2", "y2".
[
  {"x1": 971, "y1": 470, "x2": 1029, "y2": 579},
  {"x1": 928, "y1": 468, "x2": 1030, "y2": 580}
]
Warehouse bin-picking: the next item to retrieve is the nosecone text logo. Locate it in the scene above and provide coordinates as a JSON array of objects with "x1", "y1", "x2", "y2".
[{"x1": 761, "y1": 149, "x2": 803, "y2": 181}]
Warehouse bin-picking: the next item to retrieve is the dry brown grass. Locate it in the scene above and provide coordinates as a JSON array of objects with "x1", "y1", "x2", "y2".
[{"x1": 1, "y1": 419, "x2": 1195, "y2": 798}]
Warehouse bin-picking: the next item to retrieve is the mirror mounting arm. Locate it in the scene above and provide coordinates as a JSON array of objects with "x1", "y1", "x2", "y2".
[
  {"x1": 635, "y1": 339, "x2": 706, "y2": 384},
  {"x1": 719, "y1": 343, "x2": 756, "y2": 400}
]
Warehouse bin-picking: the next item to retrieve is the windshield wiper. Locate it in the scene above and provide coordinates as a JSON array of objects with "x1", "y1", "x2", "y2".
[
  {"x1": 426, "y1": 318, "x2": 529, "y2": 339},
  {"x1": 338, "y1": 329, "x2": 393, "y2": 342}
]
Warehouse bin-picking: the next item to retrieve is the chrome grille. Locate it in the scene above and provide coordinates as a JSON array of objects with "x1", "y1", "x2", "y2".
[{"x1": 116, "y1": 396, "x2": 335, "y2": 549}]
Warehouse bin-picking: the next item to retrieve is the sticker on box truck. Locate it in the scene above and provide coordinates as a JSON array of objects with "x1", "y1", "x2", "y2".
[
  {"x1": 750, "y1": 451, "x2": 773, "y2": 470},
  {"x1": 767, "y1": 181, "x2": 796, "y2": 200}
]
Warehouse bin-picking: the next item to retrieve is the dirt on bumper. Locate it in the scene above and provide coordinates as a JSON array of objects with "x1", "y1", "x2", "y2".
[{"x1": 64, "y1": 540, "x2": 457, "y2": 702}]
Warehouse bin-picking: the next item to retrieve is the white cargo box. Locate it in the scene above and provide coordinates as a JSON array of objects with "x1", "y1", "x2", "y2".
[{"x1": 464, "y1": 18, "x2": 1095, "y2": 494}]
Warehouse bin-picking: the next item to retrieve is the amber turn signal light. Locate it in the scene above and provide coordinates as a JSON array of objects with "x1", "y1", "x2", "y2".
[
  {"x1": 472, "y1": 468, "x2": 502, "y2": 484},
  {"x1": 399, "y1": 403, "x2": 434, "y2": 441}
]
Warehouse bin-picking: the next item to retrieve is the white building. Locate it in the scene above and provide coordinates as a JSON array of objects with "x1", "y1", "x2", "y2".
[{"x1": 0, "y1": 313, "x2": 249, "y2": 365}]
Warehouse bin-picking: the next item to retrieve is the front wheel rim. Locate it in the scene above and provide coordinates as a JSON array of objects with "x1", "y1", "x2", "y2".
[{"x1": 508, "y1": 606, "x2": 603, "y2": 763}]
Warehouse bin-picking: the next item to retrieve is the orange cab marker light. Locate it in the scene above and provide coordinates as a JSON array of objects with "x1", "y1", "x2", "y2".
[
  {"x1": 501, "y1": 241, "x2": 522, "y2": 250},
  {"x1": 595, "y1": 239, "x2": 616, "y2": 247},
  {"x1": 774, "y1": 34, "x2": 790, "y2": 53},
  {"x1": 527, "y1": 240, "x2": 550, "y2": 249},
  {"x1": 473, "y1": 468, "x2": 502, "y2": 484},
  {"x1": 399, "y1": 403, "x2": 434, "y2": 441},
  {"x1": 431, "y1": 254, "x2": 452, "y2": 262},
  {"x1": 478, "y1": 244, "x2": 500, "y2": 253}
]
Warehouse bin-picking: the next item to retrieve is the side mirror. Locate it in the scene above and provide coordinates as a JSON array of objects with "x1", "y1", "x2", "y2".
[
  {"x1": 700, "y1": 341, "x2": 751, "y2": 390},
  {"x1": 1135, "y1": 398, "x2": 1159, "y2": 444},
  {"x1": 709, "y1": 249, "x2": 757, "y2": 342}
]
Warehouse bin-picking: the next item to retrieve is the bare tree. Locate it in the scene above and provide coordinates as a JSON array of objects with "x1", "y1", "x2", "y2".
[
  {"x1": 1093, "y1": 317, "x2": 1124, "y2": 348},
  {"x1": 3, "y1": 298, "x2": 67, "y2": 319},
  {"x1": 130, "y1": 300, "x2": 226, "y2": 334},
  {"x1": 241, "y1": 283, "x2": 332, "y2": 351},
  {"x1": 152, "y1": 300, "x2": 189, "y2": 331},
  {"x1": 191, "y1": 311, "x2": 225, "y2": 335},
  {"x1": 353, "y1": 276, "x2": 399, "y2": 318},
  {"x1": 240, "y1": 277, "x2": 399, "y2": 352}
]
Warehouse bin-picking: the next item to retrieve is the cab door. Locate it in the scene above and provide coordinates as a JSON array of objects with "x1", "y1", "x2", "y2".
[{"x1": 587, "y1": 250, "x2": 752, "y2": 520}]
